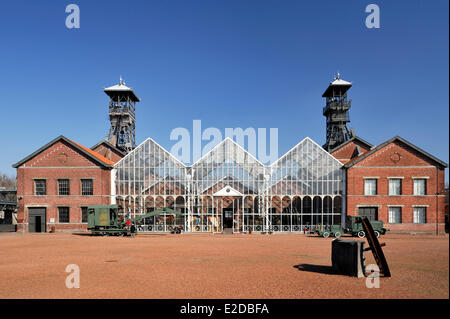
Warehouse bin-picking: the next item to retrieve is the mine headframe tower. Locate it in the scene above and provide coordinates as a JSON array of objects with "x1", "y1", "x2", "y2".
[
  {"x1": 104, "y1": 78, "x2": 140, "y2": 154},
  {"x1": 322, "y1": 73, "x2": 354, "y2": 152}
]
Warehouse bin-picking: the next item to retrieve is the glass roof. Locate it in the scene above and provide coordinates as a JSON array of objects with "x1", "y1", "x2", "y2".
[{"x1": 114, "y1": 136, "x2": 343, "y2": 197}]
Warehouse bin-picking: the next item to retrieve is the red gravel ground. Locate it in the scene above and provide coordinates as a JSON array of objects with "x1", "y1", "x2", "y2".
[{"x1": 0, "y1": 232, "x2": 448, "y2": 299}]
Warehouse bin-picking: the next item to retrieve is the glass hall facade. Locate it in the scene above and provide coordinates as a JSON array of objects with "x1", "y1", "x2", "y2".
[{"x1": 113, "y1": 137, "x2": 344, "y2": 233}]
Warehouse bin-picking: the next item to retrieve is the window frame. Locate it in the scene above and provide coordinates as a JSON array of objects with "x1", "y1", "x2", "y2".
[
  {"x1": 388, "y1": 178, "x2": 402, "y2": 196},
  {"x1": 81, "y1": 207, "x2": 88, "y2": 223},
  {"x1": 81, "y1": 179, "x2": 93, "y2": 196},
  {"x1": 388, "y1": 206, "x2": 402, "y2": 224},
  {"x1": 58, "y1": 207, "x2": 70, "y2": 223},
  {"x1": 34, "y1": 179, "x2": 47, "y2": 196},
  {"x1": 58, "y1": 179, "x2": 70, "y2": 196},
  {"x1": 364, "y1": 179, "x2": 377, "y2": 196},
  {"x1": 413, "y1": 207, "x2": 427, "y2": 224},
  {"x1": 413, "y1": 179, "x2": 427, "y2": 196}
]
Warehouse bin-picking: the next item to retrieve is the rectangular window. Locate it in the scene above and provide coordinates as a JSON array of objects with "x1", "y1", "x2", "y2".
[
  {"x1": 81, "y1": 207, "x2": 88, "y2": 223},
  {"x1": 58, "y1": 179, "x2": 70, "y2": 195},
  {"x1": 414, "y1": 179, "x2": 426, "y2": 195},
  {"x1": 58, "y1": 207, "x2": 70, "y2": 223},
  {"x1": 358, "y1": 207, "x2": 378, "y2": 221},
  {"x1": 34, "y1": 179, "x2": 46, "y2": 195},
  {"x1": 413, "y1": 207, "x2": 426, "y2": 223},
  {"x1": 364, "y1": 179, "x2": 377, "y2": 195},
  {"x1": 81, "y1": 179, "x2": 93, "y2": 195},
  {"x1": 388, "y1": 207, "x2": 402, "y2": 223},
  {"x1": 389, "y1": 179, "x2": 402, "y2": 196}
]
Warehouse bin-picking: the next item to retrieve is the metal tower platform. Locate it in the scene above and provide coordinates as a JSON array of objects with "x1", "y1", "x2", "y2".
[
  {"x1": 104, "y1": 77, "x2": 140, "y2": 154},
  {"x1": 322, "y1": 73, "x2": 354, "y2": 151}
]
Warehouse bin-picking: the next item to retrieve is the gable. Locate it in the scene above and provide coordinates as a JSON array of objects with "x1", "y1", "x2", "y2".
[
  {"x1": 18, "y1": 140, "x2": 107, "y2": 168},
  {"x1": 352, "y1": 140, "x2": 442, "y2": 168},
  {"x1": 213, "y1": 185, "x2": 243, "y2": 196},
  {"x1": 92, "y1": 143, "x2": 124, "y2": 163},
  {"x1": 331, "y1": 140, "x2": 371, "y2": 164}
]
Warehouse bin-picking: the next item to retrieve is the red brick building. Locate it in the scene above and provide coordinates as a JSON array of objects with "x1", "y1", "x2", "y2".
[
  {"x1": 13, "y1": 134, "x2": 447, "y2": 234},
  {"x1": 331, "y1": 136, "x2": 447, "y2": 233},
  {"x1": 13, "y1": 136, "x2": 122, "y2": 232}
]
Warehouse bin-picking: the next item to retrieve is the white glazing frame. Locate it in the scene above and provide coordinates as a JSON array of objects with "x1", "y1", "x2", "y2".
[{"x1": 114, "y1": 137, "x2": 344, "y2": 233}]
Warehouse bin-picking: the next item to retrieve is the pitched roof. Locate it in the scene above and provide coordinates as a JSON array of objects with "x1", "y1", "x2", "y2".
[
  {"x1": 329, "y1": 136, "x2": 374, "y2": 154},
  {"x1": 91, "y1": 139, "x2": 126, "y2": 157},
  {"x1": 344, "y1": 136, "x2": 448, "y2": 169},
  {"x1": 322, "y1": 75, "x2": 352, "y2": 97},
  {"x1": 104, "y1": 81, "x2": 140, "y2": 102},
  {"x1": 12, "y1": 136, "x2": 114, "y2": 168},
  {"x1": 68, "y1": 139, "x2": 115, "y2": 166}
]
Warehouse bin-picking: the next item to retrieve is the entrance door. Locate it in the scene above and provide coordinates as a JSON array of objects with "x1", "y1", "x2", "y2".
[
  {"x1": 35, "y1": 216, "x2": 42, "y2": 232},
  {"x1": 222, "y1": 208, "x2": 233, "y2": 233},
  {"x1": 358, "y1": 207, "x2": 378, "y2": 221},
  {"x1": 29, "y1": 208, "x2": 46, "y2": 233}
]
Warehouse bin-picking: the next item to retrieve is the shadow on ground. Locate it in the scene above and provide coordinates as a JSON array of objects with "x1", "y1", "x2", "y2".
[
  {"x1": 293, "y1": 264, "x2": 336, "y2": 275},
  {"x1": 71, "y1": 232, "x2": 93, "y2": 236},
  {"x1": 71, "y1": 232, "x2": 169, "y2": 237}
]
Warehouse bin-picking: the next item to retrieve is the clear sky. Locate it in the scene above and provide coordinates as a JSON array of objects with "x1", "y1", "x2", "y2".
[{"x1": 0, "y1": 0, "x2": 448, "y2": 180}]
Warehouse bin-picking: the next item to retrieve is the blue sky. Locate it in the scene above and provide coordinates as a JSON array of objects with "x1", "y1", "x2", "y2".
[{"x1": 0, "y1": 0, "x2": 448, "y2": 180}]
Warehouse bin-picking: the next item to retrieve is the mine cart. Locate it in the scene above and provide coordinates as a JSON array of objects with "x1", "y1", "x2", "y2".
[{"x1": 344, "y1": 216, "x2": 387, "y2": 238}]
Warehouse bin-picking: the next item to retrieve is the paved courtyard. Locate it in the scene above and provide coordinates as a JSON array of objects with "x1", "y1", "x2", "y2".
[{"x1": 0, "y1": 232, "x2": 448, "y2": 299}]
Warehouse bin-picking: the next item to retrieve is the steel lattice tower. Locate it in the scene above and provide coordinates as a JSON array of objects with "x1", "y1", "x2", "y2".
[
  {"x1": 322, "y1": 73, "x2": 354, "y2": 151},
  {"x1": 104, "y1": 78, "x2": 140, "y2": 154}
]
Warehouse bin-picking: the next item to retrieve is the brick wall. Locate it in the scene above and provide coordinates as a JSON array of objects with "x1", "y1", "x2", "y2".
[
  {"x1": 346, "y1": 140, "x2": 446, "y2": 233},
  {"x1": 16, "y1": 140, "x2": 112, "y2": 232}
]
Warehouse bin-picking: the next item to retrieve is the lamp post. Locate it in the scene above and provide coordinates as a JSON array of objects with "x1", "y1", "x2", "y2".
[
  {"x1": 264, "y1": 173, "x2": 271, "y2": 233},
  {"x1": 186, "y1": 172, "x2": 192, "y2": 232},
  {"x1": 435, "y1": 190, "x2": 440, "y2": 236}
]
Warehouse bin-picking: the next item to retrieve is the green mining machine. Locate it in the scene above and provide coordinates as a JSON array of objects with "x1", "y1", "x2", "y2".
[
  {"x1": 314, "y1": 215, "x2": 388, "y2": 238},
  {"x1": 87, "y1": 205, "x2": 183, "y2": 236}
]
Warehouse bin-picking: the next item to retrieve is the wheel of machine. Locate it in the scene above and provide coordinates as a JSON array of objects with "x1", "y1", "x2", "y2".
[
  {"x1": 357, "y1": 231, "x2": 365, "y2": 238},
  {"x1": 374, "y1": 230, "x2": 380, "y2": 238},
  {"x1": 322, "y1": 231, "x2": 330, "y2": 238},
  {"x1": 334, "y1": 232, "x2": 342, "y2": 238}
]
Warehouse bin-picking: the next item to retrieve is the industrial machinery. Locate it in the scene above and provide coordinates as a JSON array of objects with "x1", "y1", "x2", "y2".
[
  {"x1": 87, "y1": 205, "x2": 122, "y2": 236},
  {"x1": 87, "y1": 205, "x2": 183, "y2": 236},
  {"x1": 330, "y1": 216, "x2": 391, "y2": 278},
  {"x1": 344, "y1": 216, "x2": 387, "y2": 238},
  {"x1": 314, "y1": 216, "x2": 387, "y2": 238},
  {"x1": 315, "y1": 224, "x2": 344, "y2": 238}
]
